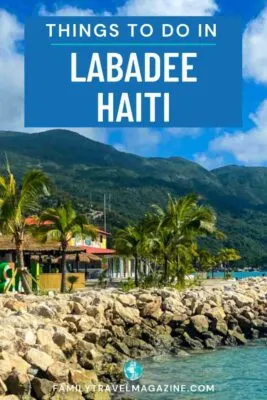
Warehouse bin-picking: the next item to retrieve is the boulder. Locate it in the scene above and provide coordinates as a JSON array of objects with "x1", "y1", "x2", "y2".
[
  {"x1": 32, "y1": 304, "x2": 56, "y2": 319},
  {"x1": 16, "y1": 329, "x2": 36, "y2": 346},
  {"x1": 31, "y1": 378, "x2": 55, "y2": 400},
  {"x1": 69, "y1": 369, "x2": 98, "y2": 389},
  {"x1": 114, "y1": 301, "x2": 140, "y2": 325},
  {"x1": 232, "y1": 294, "x2": 254, "y2": 308},
  {"x1": 182, "y1": 332, "x2": 204, "y2": 350},
  {"x1": 110, "y1": 325, "x2": 126, "y2": 340},
  {"x1": 0, "y1": 352, "x2": 30, "y2": 376},
  {"x1": 138, "y1": 293, "x2": 155, "y2": 303},
  {"x1": 53, "y1": 329, "x2": 76, "y2": 354},
  {"x1": 36, "y1": 329, "x2": 53, "y2": 346},
  {"x1": 84, "y1": 329, "x2": 101, "y2": 344},
  {"x1": 195, "y1": 303, "x2": 211, "y2": 315},
  {"x1": 190, "y1": 315, "x2": 209, "y2": 334},
  {"x1": 236, "y1": 315, "x2": 252, "y2": 337},
  {"x1": 117, "y1": 294, "x2": 136, "y2": 307},
  {"x1": 72, "y1": 302, "x2": 85, "y2": 315},
  {"x1": 4, "y1": 299, "x2": 26, "y2": 312},
  {"x1": 47, "y1": 361, "x2": 69, "y2": 382},
  {"x1": 140, "y1": 297, "x2": 162, "y2": 317},
  {"x1": 228, "y1": 329, "x2": 247, "y2": 345},
  {"x1": 210, "y1": 319, "x2": 228, "y2": 336},
  {"x1": 40, "y1": 344, "x2": 66, "y2": 363},
  {"x1": 0, "y1": 379, "x2": 7, "y2": 395},
  {"x1": 25, "y1": 348, "x2": 54, "y2": 371},
  {"x1": 5, "y1": 371, "x2": 30, "y2": 396},
  {"x1": 205, "y1": 307, "x2": 225, "y2": 321}
]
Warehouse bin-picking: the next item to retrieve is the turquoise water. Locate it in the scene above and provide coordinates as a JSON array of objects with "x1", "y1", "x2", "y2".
[
  {"x1": 208, "y1": 271, "x2": 267, "y2": 279},
  {"x1": 133, "y1": 341, "x2": 267, "y2": 400}
]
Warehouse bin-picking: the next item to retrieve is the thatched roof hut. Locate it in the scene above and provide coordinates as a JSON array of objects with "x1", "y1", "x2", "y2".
[{"x1": 0, "y1": 235, "x2": 85, "y2": 255}]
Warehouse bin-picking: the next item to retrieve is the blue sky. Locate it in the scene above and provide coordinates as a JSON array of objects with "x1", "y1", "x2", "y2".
[{"x1": 0, "y1": 0, "x2": 267, "y2": 169}]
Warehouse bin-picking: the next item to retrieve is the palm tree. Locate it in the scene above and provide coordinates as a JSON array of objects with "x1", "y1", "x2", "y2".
[
  {"x1": 147, "y1": 194, "x2": 222, "y2": 283},
  {"x1": 0, "y1": 164, "x2": 49, "y2": 294},
  {"x1": 216, "y1": 248, "x2": 241, "y2": 278},
  {"x1": 114, "y1": 225, "x2": 145, "y2": 286},
  {"x1": 35, "y1": 202, "x2": 96, "y2": 292}
]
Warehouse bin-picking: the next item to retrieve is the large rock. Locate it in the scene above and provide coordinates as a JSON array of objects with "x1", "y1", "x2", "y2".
[
  {"x1": 211, "y1": 319, "x2": 228, "y2": 336},
  {"x1": 114, "y1": 301, "x2": 140, "y2": 324},
  {"x1": 227, "y1": 329, "x2": 247, "y2": 345},
  {"x1": 5, "y1": 371, "x2": 30, "y2": 396},
  {"x1": 36, "y1": 329, "x2": 53, "y2": 346},
  {"x1": 182, "y1": 332, "x2": 204, "y2": 350},
  {"x1": 163, "y1": 297, "x2": 185, "y2": 314},
  {"x1": 0, "y1": 352, "x2": 30, "y2": 377},
  {"x1": 53, "y1": 329, "x2": 76, "y2": 354},
  {"x1": 32, "y1": 378, "x2": 54, "y2": 400},
  {"x1": 72, "y1": 302, "x2": 85, "y2": 315},
  {"x1": 25, "y1": 348, "x2": 54, "y2": 371},
  {"x1": 231, "y1": 293, "x2": 254, "y2": 308},
  {"x1": 4, "y1": 299, "x2": 26, "y2": 312},
  {"x1": 190, "y1": 315, "x2": 209, "y2": 334},
  {"x1": 16, "y1": 329, "x2": 36, "y2": 346},
  {"x1": 0, "y1": 378, "x2": 7, "y2": 395},
  {"x1": 69, "y1": 369, "x2": 98, "y2": 390},
  {"x1": 140, "y1": 297, "x2": 162, "y2": 317},
  {"x1": 205, "y1": 307, "x2": 225, "y2": 321},
  {"x1": 47, "y1": 361, "x2": 69, "y2": 382},
  {"x1": 32, "y1": 304, "x2": 56, "y2": 319},
  {"x1": 117, "y1": 294, "x2": 136, "y2": 307}
]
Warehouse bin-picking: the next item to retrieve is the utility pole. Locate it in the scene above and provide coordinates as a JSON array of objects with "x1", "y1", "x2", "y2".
[{"x1": 104, "y1": 193, "x2": 107, "y2": 232}]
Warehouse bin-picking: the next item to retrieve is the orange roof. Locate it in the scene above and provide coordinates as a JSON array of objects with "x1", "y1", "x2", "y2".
[
  {"x1": 97, "y1": 229, "x2": 110, "y2": 236},
  {"x1": 25, "y1": 217, "x2": 51, "y2": 225},
  {"x1": 83, "y1": 247, "x2": 116, "y2": 255},
  {"x1": 25, "y1": 217, "x2": 110, "y2": 235}
]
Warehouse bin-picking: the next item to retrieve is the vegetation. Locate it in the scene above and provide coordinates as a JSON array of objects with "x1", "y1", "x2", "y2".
[
  {"x1": 115, "y1": 194, "x2": 241, "y2": 287},
  {"x1": 0, "y1": 129, "x2": 265, "y2": 268},
  {"x1": 216, "y1": 248, "x2": 241, "y2": 278},
  {"x1": 34, "y1": 202, "x2": 96, "y2": 292},
  {"x1": 67, "y1": 275, "x2": 79, "y2": 292},
  {"x1": 0, "y1": 162, "x2": 49, "y2": 294}
]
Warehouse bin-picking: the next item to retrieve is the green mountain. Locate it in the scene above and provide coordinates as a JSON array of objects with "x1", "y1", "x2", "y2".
[{"x1": 0, "y1": 129, "x2": 266, "y2": 268}]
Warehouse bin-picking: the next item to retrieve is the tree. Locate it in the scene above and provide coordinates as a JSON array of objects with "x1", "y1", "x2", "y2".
[
  {"x1": 114, "y1": 225, "x2": 146, "y2": 287},
  {"x1": 0, "y1": 164, "x2": 49, "y2": 294},
  {"x1": 35, "y1": 202, "x2": 96, "y2": 292},
  {"x1": 147, "y1": 194, "x2": 223, "y2": 283},
  {"x1": 196, "y1": 248, "x2": 217, "y2": 272},
  {"x1": 216, "y1": 248, "x2": 241, "y2": 278}
]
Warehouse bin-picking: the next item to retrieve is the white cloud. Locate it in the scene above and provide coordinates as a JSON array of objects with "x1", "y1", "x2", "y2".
[
  {"x1": 0, "y1": 10, "x2": 24, "y2": 131},
  {"x1": 40, "y1": 0, "x2": 218, "y2": 17},
  {"x1": 39, "y1": 5, "x2": 92, "y2": 17},
  {"x1": 165, "y1": 127, "x2": 202, "y2": 137},
  {"x1": 193, "y1": 152, "x2": 224, "y2": 170},
  {"x1": 39, "y1": 5, "x2": 100, "y2": 17},
  {"x1": 118, "y1": 0, "x2": 218, "y2": 16},
  {"x1": 0, "y1": 8, "x2": 108, "y2": 142},
  {"x1": 114, "y1": 128, "x2": 162, "y2": 155},
  {"x1": 243, "y1": 7, "x2": 267, "y2": 85},
  {"x1": 210, "y1": 100, "x2": 267, "y2": 164}
]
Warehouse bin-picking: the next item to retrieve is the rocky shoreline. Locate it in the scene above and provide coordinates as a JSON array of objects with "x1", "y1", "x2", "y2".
[{"x1": 0, "y1": 278, "x2": 267, "y2": 399}]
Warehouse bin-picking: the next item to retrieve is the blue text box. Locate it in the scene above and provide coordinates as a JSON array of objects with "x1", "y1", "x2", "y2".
[{"x1": 25, "y1": 17, "x2": 242, "y2": 128}]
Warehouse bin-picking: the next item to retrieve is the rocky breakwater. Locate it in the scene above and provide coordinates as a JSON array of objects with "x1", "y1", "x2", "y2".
[{"x1": 0, "y1": 278, "x2": 267, "y2": 399}]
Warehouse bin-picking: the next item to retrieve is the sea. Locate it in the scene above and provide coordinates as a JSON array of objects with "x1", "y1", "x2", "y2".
[
  {"x1": 133, "y1": 340, "x2": 267, "y2": 400},
  {"x1": 208, "y1": 270, "x2": 267, "y2": 279},
  {"x1": 128, "y1": 271, "x2": 267, "y2": 400}
]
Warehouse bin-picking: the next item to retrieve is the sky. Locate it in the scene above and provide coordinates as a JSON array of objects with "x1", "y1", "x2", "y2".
[{"x1": 0, "y1": 0, "x2": 267, "y2": 169}]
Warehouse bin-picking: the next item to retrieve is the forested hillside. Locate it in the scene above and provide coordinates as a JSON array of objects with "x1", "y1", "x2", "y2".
[{"x1": 0, "y1": 129, "x2": 266, "y2": 268}]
